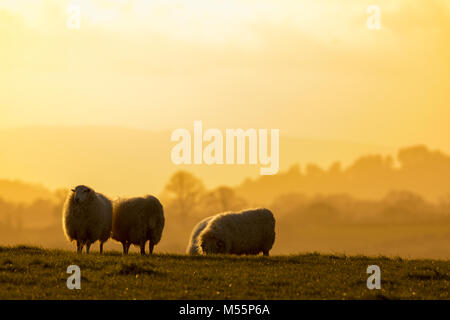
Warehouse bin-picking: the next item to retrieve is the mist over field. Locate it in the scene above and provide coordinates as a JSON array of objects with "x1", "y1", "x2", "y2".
[
  {"x1": 0, "y1": 136, "x2": 449, "y2": 259},
  {"x1": 0, "y1": 126, "x2": 396, "y2": 197}
]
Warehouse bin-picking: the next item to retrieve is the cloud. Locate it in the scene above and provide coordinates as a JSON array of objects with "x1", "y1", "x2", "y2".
[{"x1": 0, "y1": 0, "x2": 449, "y2": 148}]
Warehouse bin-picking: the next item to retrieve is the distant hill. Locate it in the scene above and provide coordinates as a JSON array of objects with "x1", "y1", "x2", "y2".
[
  {"x1": 0, "y1": 126, "x2": 395, "y2": 197},
  {"x1": 235, "y1": 145, "x2": 450, "y2": 205},
  {"x1": 0, "y1": 179, "x2": 56, "y2": 203}
]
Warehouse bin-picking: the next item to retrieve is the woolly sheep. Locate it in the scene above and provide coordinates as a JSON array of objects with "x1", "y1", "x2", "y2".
[
  {"x1": 62, "y1": 185, "x2": 113, "y2": 254},
  {"x1": 111, "y1": 195, "x2": 165, "y2": 255},
  {"x1": 186, "y1": 216, "x2": 214, "y2": 255},
  {"x1": 198, "y1": 208, "x2": 276, "y2": 256}
]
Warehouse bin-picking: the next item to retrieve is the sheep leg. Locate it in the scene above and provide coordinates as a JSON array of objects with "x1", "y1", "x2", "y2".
[
  {"x1": 76, "y1": 241, "x2": 82, "y2": 254},
  {"x1": 121, "y1": 242, "x2": 128, "y2": 255},
  {"x1": 99, "y1": 242, "x2": 104, "y2": 254},
  {"x1": 263, "y1": 250, "x2": 269, "y2": 257},
  {"x1": 86, "y1": 241, "x2": 92, "y2": 254},
  {"x1": 149, "y1": 241, "x2": 154, "y2": 255},
  {"x1": 140, "y1": 240, "x2": 146, "y2": 255}
]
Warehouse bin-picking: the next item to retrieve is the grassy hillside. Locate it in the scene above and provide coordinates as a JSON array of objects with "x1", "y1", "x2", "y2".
[{"x1": 0, "y1": 246, "x2": 449, "y2": 300}]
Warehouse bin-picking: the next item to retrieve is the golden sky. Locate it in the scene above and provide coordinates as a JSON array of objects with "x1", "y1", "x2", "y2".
[{"x1": 1, "y1": 0, "x2": 450, "y2": 150}]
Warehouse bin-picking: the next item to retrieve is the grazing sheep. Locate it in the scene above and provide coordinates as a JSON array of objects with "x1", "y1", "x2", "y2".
[
  {"x1": 112, "y1": 195, "x2": 165, "y2": 255},
  {"x1": 198, "y1": 208, "x2": 276, "y2": 256},
  {"x1": 186, "y1": 216, "x2": 214, "y2": 255},
  {"x1": 62, "y1": 185, "x2": 113, "y2": 254}
]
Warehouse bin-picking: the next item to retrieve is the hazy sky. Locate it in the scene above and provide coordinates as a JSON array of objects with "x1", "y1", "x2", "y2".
[{"x1": 1, "y1": 0, "x2": 450, "y2": 150}]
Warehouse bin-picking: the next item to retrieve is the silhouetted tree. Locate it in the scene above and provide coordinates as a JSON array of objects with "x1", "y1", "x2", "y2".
[
  {"x1": 162, "y1": 170, "x2": 205, "y2": 221},
  {"x1": 199, "y1": 186, "x2": 247, "y2": 214}
]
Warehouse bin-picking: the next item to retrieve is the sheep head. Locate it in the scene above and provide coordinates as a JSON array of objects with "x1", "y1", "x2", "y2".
[
  {"x1": 72, "y1": 185, "x2": 95, "y2": 204},
  {"x1": 199, "y1": 231, "x2": 226, "y2": 254}
]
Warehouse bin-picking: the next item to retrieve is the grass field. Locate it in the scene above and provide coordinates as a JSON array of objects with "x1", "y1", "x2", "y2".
[{"x1": 0, "y1": 245, "x2": 449, "y2": 300}]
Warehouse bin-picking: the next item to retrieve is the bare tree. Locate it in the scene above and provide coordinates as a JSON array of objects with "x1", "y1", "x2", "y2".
[
  {"x1": 200, "y1": 186, "x2": 247, "y2": 213},
  {"x1": 163, "y1": 171, "x2": 205, "y2": 221}
]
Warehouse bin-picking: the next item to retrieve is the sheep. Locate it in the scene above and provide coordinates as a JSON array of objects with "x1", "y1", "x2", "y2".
[
  {"x1": 62, "y1": 185, "x2": 113, "y2": 254},
  {"x1": 186, "y1": 216, "x2": 214, "y2": 255},
  {"x1": 111, "y1": 195, "x2": 165, "y2": 255},
  {"x1": 198, "y1": 208, "x2": 276, "y2": 256}
]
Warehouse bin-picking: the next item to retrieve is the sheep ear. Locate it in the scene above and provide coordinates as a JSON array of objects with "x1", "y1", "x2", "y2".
[{"x1": 71, "y1": 189, "x2": 75, "y2": 192}]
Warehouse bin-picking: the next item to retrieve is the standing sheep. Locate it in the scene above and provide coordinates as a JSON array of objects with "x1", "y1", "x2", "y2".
[
  {"x1": 198, "y1": 208, "x2": 276, "y2": 256},
  {"x1": 186, "y1": 216, "x2": 214, "y2": 255},
  {"x1": 62, "y1": 185, "x2": 113, "y2": 254},
  {"x1": 111, "y1": 195, "x2": 165, "y2": 255}
]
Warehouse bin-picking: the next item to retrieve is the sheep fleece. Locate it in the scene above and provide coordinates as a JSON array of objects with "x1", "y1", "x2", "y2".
[
  {"x1": 62, "y1": 191, "x2": 112, "y2": 244},
  {"x1": 186, "y1": 216, "x2": 214, "y2": 255},
  {"x1": 112, "y1": 195, "x2": 165, "y2": 245},
  {"x1": 198, "y1": 208, "x2": 275, "y2": 255}
]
